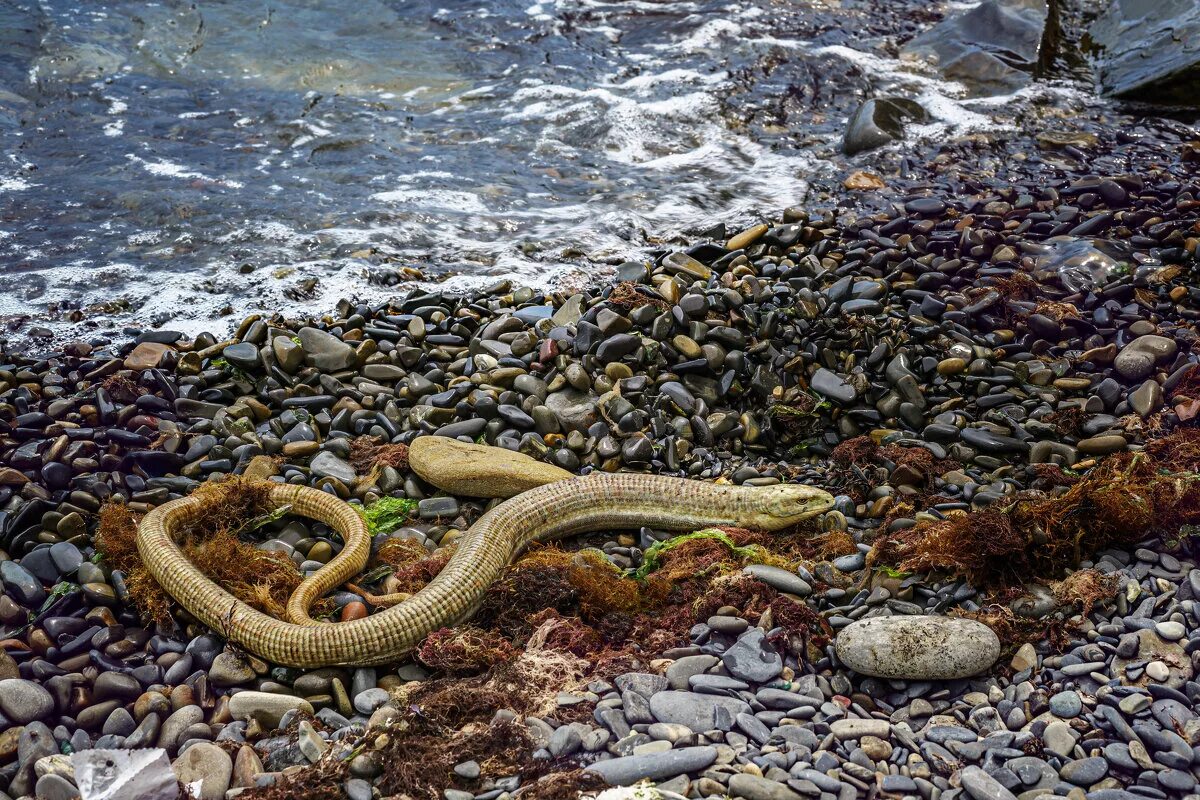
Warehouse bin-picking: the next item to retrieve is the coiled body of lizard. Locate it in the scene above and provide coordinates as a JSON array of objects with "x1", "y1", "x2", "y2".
[{"x1": 137, "y1": 474, "x2": 834, "y2": 667}]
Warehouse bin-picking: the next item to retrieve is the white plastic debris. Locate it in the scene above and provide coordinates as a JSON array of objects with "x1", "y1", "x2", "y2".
[
  {"x1": 72, "y1": 749, "x2": 182, "y2": 800},
  {"x1": 596, "y1": 785, "x2": 667, "y2": 800}
]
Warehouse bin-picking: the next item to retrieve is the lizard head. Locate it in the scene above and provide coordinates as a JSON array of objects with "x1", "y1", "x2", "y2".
[{"x1": 744, "y1": 483, "x2": 836, "y2": 530}]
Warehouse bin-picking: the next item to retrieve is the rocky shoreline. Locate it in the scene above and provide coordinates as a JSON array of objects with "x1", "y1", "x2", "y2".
[{"x1": 2, "y1": 124, "x2": 1200, "y2": 800}]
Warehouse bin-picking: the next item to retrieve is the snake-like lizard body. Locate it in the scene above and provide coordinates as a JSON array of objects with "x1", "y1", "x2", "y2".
[{"x1": 138, "y1": 474, "x2": 834, "y2": 667}]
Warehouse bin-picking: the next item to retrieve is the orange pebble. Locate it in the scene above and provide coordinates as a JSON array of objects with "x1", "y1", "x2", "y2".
[{"x1": 341, "y1": 602, "x2": 369, "y2": 622}]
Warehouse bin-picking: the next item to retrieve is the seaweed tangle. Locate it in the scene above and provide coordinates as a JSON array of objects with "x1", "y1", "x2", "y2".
[
  {"x1": 627, "y1": 528, "x2": 777, "y2": 580},
  {"x1": 95, "y1": 478, "x2": 324, "y2": 624},
  {"x1": 869, "y1": 429, "x2": 1200, "y2": 585},
  {"x1": 348, "y1": 435, "x2": 409, "y2": 474}
]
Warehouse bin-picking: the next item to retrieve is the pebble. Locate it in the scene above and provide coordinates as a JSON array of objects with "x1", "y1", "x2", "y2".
[
  {"x1": 829, "y1": 719, "x2": 890, "y2": 740},
  {"x1": 728, "y1": 773, "x2": 805, "y2": 800},
  {"x1": 172, "y1": 742, "x2": 233, "y2": 800},
  {"x1": 721, "y1": 628, "x2": 782, "y2": 683},
  {"x1": 1049, "y1": 690, "x2": 1082, "y2": 718},
  {"x1": 227, "y1": 693, "x2": 314, "y2": 728},
  {"x1": 959, "y1": 765, "x2": 1017, "y2": 800},
  {"x1": 1155, "y1": 620, "x2": 1185, "y2": 640},
  {"x1": 648, "y1": 691, "x2": 750, "y2": 733},
  {"x1": 741, "y1": 565, "x2": 811, "y2": 597},
  {"x1": 0, "y1": 680, "x2": 54, "y2": 724},
  {"x1": 585, "y1": 746, "x2": 717, "y2": 785}
]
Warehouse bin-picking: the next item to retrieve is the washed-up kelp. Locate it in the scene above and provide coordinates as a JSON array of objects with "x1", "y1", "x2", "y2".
[
  {"x1": 407, "y1": 524, "x2": 831, "y2": 681},
  {"x1": 242, "y1": 709, "x2": 603, "y2": 800},
  {"x1": 829, "y1": 435, "x2": 960, "y2": 502},
  {"x1": 869, "y1": 429, "x2": 1200, "y2": 585},
  {"x1": 348, "y1": 435, "x2": 409, "y2": 475},
  {"x1": 95, "y1": 478, "x2": 319, "y2": 623}
]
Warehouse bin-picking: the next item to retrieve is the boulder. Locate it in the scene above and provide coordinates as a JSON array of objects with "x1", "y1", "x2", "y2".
[
  {"x1": 408, "y1": 437, "x2": 572, "y2": 498},
  {"x1": 1091, "y1": 0, "x2": 1200, "y2": 105},
  {"x1": 901, "y1": 0, "x2": 1048, "y2": 96},
  {"x1": 835, "y1": 616, "x2": 1000, "y2": 679}
]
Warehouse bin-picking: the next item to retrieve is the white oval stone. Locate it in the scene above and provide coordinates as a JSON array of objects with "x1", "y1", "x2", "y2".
[{"x1": 835, "y1": 616, "x2": 1000, "y2": 680}]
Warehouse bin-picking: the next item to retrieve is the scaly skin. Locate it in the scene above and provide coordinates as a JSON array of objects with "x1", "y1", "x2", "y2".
[{"x1": 137, "y1": 474, "x2": 834, "y2": 668}]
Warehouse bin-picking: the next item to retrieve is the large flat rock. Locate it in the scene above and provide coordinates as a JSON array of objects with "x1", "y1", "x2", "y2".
[
  {"x1": 1091, "y1": 0, "x2": 1200, "y2": 105},
  {"x1": 408, "y1": 436, "x2": 572, "y2": 498}
]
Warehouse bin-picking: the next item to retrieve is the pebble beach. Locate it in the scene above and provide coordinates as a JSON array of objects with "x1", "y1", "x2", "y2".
[{"x1": 3, "y1": 1, "x2": 1200, "y2": 800}]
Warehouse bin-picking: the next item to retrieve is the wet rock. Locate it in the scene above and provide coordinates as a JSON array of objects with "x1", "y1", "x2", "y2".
[
  {"x1": 1076, "y1": 434, "x2": 1127, "y2": 455},
  {"x1": 902, "y1": 0, "x2": 1048, "y2": 96},
  {"x1": 124, "y1": 341, "x2": 172, "y2": 371},
  {"x1": 543, "y1": 389, "x2": 598, "y2": 433},
  {"x1": 272, "y1": 336, "x2": 305, "y2": 373},
  {"x1": 810, "y1": 368, "x2": 858, "y2": 404},
  {"x1": 222, "y1": 343, "x2": 259, "y2": 371},
  {"x1": 1113, "y1": 334, "x2": 1177, "y2": 381},
  {"x1": 1129, "y1": 379, "x2": 1163, "y2": 417},
  {"x1": 1, "y1": 561, "x2": 46, "y2": 607},
  {"x1": 1091, "y1": 0, "x2": 1200, "y2": 104},
  {"x1": 842, "y1": 97, "x2": 927, "y2": 155},
  {"x1": 297, "y1": 327, "x2": 356, "y2": 371},
  {"x1": 835, "y1": 616, "x2": 1000, "y2": 679},
  {"x1": 309, "y1": 451, "x2": 356, "y2": 483},
  {"x1": 408, "y1": 437, "x2": 571, "y2": 497}
]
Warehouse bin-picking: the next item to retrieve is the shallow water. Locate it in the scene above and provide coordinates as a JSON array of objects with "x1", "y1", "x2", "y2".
[{"x1": 0, "y1": 0, "x2": 1093, "y2": 337}]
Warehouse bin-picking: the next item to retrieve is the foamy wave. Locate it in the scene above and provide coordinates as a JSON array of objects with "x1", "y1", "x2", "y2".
[
  {"x1": 371, "y1": 188, "x2": 491, "y2": 214},
  {"x1": 0, "y1": 177, "x2": 35, "y2": 192},
  {"x1": 126, "y1": 155, "x2": 246, "y2": 189}
]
